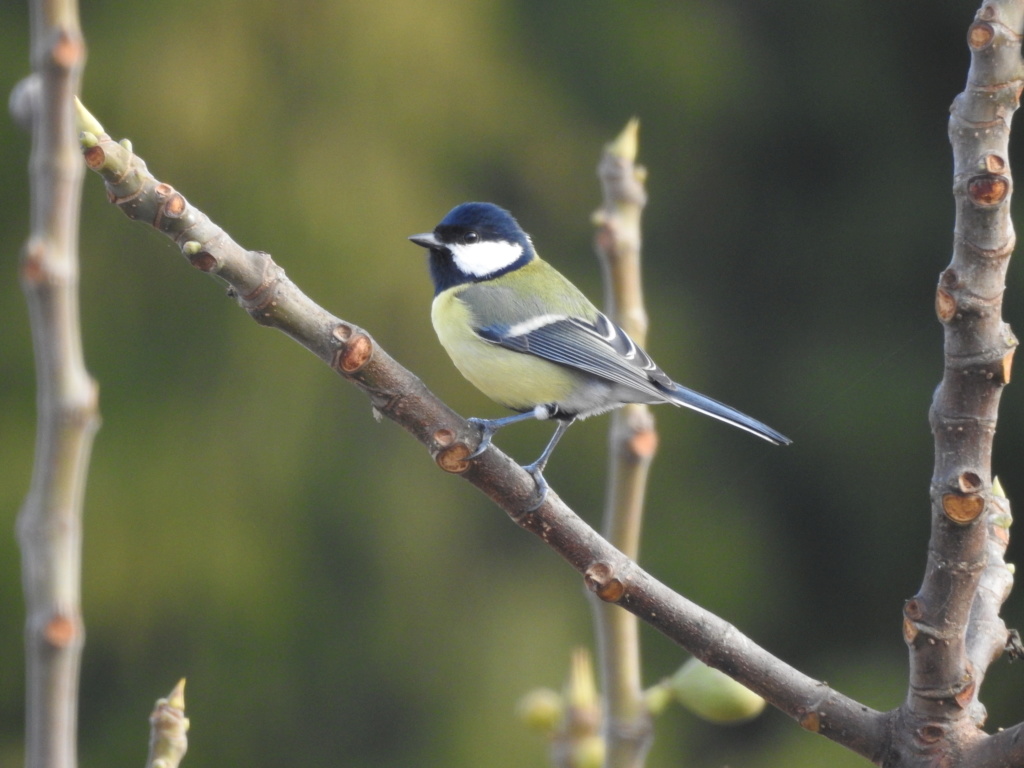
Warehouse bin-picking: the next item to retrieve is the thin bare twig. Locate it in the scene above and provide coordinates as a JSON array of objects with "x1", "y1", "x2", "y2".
[
  {"x1": 12, "y1": 1, "x2": 94, "y2": 767},
  {"x1": 590, "y1": 119, "x2": 656, "y2": 768}
]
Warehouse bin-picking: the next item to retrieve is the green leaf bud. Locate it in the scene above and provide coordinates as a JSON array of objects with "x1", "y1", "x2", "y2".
[{"x1": 669, "y1": 658, "x2": 766, "y2": 724}]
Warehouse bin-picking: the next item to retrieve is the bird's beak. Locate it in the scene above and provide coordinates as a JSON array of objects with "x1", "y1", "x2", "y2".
[{"x1": 408, "y1": 232, "x2": 441, "y2": 249}]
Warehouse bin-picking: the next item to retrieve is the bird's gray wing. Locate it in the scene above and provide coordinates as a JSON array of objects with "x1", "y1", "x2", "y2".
[
  {"x1": 476, "y1": 312, "x2": 674, "y2": 397},
  {"x1": 477, "y1": 310, "x2": 792, "y2": 445}
]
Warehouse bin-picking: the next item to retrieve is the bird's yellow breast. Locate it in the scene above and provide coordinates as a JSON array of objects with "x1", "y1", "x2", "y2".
[{"x1": 431, "y1": 288, "x2": 581, "y2": 411}]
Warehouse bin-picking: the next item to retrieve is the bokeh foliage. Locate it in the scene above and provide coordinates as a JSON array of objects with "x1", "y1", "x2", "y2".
[{"x1": 2, "y1": 1, "x2": 1023, "y2": 767}]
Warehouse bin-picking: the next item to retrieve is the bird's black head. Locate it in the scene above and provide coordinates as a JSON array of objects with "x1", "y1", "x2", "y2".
[{"x1": 409, "y1": 202, "x2": 536, "y2": 294}]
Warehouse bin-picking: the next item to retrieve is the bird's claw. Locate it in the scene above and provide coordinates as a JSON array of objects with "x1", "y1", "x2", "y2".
[
  {"x1": 466, "y1": 417, "x2": 497, "y2": 460},
  {"x1": 521, "y1": 462, "x2": 550, "y2": 511},
  {"x1": 464, "y1": 415, "x2": 552, "y2": 510}
]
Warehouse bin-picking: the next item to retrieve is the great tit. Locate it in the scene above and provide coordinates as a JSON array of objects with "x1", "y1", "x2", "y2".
[{"x1": 410, "y1": 202, "x2": 790, "y2": 505}]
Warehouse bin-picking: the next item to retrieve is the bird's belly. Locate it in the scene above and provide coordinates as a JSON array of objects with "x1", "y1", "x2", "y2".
[{"x1": 431, "y1": 292, "x2": 582, "y2": 411}]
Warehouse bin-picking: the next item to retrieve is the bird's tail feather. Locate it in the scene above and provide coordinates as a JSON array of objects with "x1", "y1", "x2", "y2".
[{"x1": 667, "y1": 384, "x2": 791, "y2": 446}]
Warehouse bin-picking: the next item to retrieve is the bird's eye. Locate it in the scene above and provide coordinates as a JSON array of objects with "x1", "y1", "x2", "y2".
[{"x1": 463, "y1": 231, "x2": 479, "y2": 244}]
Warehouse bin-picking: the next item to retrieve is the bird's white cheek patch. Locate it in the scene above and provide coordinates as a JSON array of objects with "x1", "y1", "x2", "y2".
[{"x1": 449, "y1": 240, "x2": 523, "y2": 278}]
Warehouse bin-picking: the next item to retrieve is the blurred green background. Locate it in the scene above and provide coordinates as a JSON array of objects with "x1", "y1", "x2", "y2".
[{"x1": 3, "y1": 1, "x2": 1024, "y2": 766}]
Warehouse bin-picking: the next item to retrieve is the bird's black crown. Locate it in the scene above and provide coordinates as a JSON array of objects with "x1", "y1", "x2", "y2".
[{"x1": 434, "y1": 202, "x2": 529, "y2": 248}]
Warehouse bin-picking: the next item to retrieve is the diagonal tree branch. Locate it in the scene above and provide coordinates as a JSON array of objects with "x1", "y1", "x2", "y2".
[
  {"x1": 12, "y1": 1, "x2": 95, "y2": 767},
  {"x1": 75, "y1": 105, "x2": 889, "y2": 763}
]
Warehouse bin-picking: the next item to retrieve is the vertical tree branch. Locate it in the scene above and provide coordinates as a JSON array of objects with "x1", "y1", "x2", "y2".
[
  {"x1": 12, "y1": 1, "x2": 94, "y2": 767},
  {"x1": 903, "y1": 0, "x2": 1022, "y2": 753},
  {"x1": 963, "y1": 480, "x2": 1014, "y2": 716},
  {"x1": 589, "y1": 119, "x2": 656, "y2": 768}
]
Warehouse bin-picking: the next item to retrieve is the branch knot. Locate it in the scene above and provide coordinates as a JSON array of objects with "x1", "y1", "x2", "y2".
[{"x1": 584, "y1": 562, "x2": 626, "y2": 602}]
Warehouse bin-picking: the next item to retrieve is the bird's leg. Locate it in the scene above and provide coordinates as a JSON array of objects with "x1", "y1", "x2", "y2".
[
  {"x1": 466, "y1": 410, "x2": 541, "y2": 459},
  {"x1": 521, "y1": 417, "x2": 575, "y2": 511}
]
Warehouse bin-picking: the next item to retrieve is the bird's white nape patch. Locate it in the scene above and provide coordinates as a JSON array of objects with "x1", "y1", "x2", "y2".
[
  {"x1": 449, "y1": 239, "x2": 524, "y2": 278},
  {"x1": 506, "y1": 314, "x2": 567, "y2": 337}
]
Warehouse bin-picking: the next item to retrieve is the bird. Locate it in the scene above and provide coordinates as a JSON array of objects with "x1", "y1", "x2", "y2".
[{"x1": 409, "y1": 202, "x2": 790, "y2": 507}]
